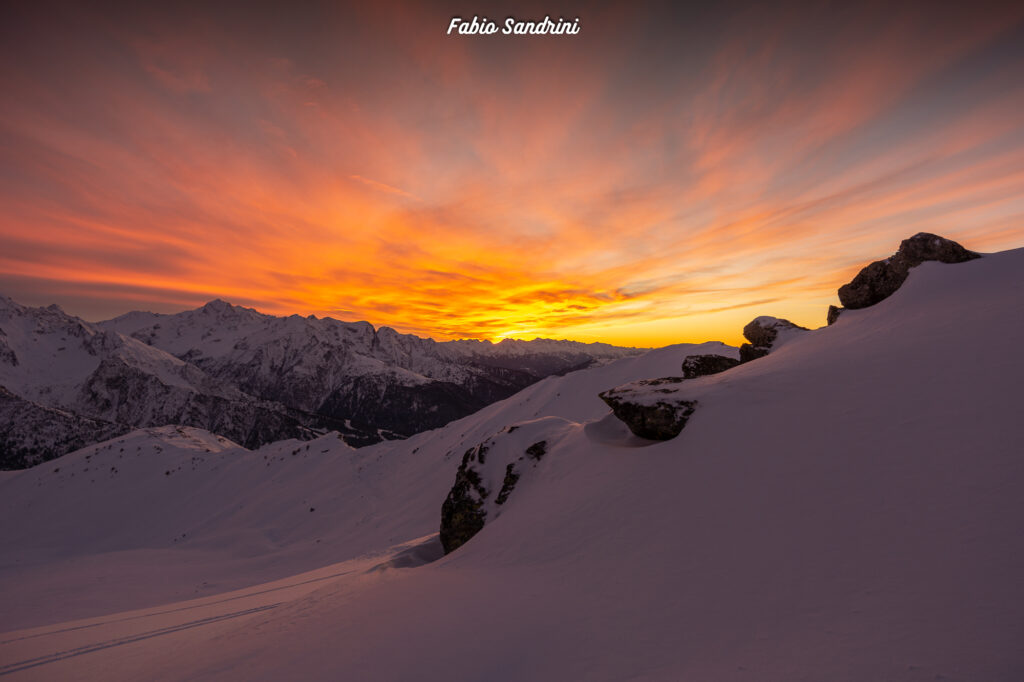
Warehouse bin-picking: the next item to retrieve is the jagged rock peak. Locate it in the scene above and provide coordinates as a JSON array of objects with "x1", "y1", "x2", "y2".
[{"x1": 837, "y1": 233, "x2": 980, "y2": 310}]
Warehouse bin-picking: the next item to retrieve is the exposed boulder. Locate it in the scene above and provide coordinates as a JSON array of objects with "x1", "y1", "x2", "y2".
[
  {"x1": 838, "y1": 232, "x2": 980, "y2": 309},
  {"x1": 739, "y1": 344, "x2": 770, "y2": 363},
  {"x1": 598, "y1": 378, "x2": 697, "y2": 440},
  {"x1": 681, "y1": 354, "x2": 739, "y2": 379},
  {"x1": 439, "y1": 417, "x2": 573, "y2": 554},
  {"x1": 897, "y1": 231, "x2": 981, "y2": 266},
  {"x1": 738, "y1": 316, "x2": 808, "y2": 363},
  {"x1": 827, "y1": 305, "x2": 843, "y2": 326},
  {"x1": 742, "y1": 316, "x2": 806, "y2": 347}
]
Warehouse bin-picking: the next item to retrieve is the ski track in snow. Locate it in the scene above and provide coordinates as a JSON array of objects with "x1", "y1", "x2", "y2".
[
  {"x1": 0, "y1": 565, "x2": 357, "y2": 646},
  {"x1": 0, "y1": 604, "x2": 282, "y2": 676},
  {"x1": 0, "y1": 554, "x2": 381, "y2": 679}
]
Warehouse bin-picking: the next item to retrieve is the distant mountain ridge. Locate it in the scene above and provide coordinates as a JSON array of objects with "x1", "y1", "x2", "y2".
[{"x1": 0, "y1": 296, "x2": 641, "y2": 468}]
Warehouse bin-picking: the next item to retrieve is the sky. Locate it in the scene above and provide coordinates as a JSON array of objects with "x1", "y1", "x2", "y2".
[{"x1": 2, "y1": 0, "x2": 1024, "y2": 347}]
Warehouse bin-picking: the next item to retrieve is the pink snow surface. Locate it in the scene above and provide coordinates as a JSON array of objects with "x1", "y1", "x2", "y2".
[{"x1": 1, "y1": 248, "x2": 1022, "y2": 681}]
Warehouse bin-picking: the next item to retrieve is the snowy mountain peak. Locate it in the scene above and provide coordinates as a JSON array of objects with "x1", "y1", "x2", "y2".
[
  {"x1": 197, "y1": 298, "x2": 263, "y2": 320},
  {"x1": 0, "y1": 296, "x2": 333, "y2": 468},
  {"x1": 1, "y1": 294, "x2": 646, "y2": 465},
  {"x1": 201, "y1": 297, "x2": 232, "y2": 310}
]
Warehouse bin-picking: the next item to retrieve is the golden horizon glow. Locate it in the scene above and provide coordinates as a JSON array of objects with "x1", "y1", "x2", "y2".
[{"x1": 2, "y1": 3, "x2": 1024, "y2": 347}]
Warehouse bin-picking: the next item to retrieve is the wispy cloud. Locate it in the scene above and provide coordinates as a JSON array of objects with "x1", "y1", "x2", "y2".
[
  {"x1": 349, "y1": 175, "x2": 420, "y2": 201},
  {"x1": 1, "y1": 2, "x2": 1023, "y2": 345}
]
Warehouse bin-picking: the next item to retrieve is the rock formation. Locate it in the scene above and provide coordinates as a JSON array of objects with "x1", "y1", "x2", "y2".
[
  {"x1": 827, "y1": 305, "x2": 843, "y2": 326},
  {"x1": 439, "y1": 418, "x2": 573, "y2": 554},
  {"x1": 439, "y1": 443, "x2": 489, "y2": 554},
  {"x1": 838, "y1": 233, "x2": 980, "y2": 310},
  {"x1": 738, "y1": 316, "x2": 808, "y2": 363},
  {"x1": 681, "y1": 354, "x2": 740, "y2": 379},
  {"x1": 599, "y1": 378, "x2": 697, "y2": 440}
]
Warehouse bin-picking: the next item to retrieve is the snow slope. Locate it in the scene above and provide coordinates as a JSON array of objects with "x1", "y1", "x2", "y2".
[
  {"x1": 0, "y1": 341, "x2": 726, "y2": 630},
  {"x1": 1, "y1": 249, "x2": 1023, "y2": 680}
]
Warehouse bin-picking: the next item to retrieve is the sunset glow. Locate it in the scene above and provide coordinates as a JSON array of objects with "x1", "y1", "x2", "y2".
[{"x1": 3, "y1": 2, "x2": 1024, "y2": 346}]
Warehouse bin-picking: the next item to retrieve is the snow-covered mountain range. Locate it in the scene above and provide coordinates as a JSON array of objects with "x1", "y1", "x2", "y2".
[
  {"x1": 0, "y1": 297, "x2": 639, "y2": 468},
  {"x1": 1, "y1": 238, "x2": 1020, "y2": 680}
]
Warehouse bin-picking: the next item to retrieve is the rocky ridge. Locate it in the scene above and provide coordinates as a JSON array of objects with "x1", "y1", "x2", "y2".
[
  {"x1": 438, "y1": 232, "x2": 993, "y2": 558},
  {"x1": 0, "y1": 296, "x2": 638, "y2": 468}
]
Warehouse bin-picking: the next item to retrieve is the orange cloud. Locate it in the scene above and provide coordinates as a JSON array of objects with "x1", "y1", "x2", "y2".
[{"x1": 1, "y1": 2, "x2": 1023, "y2": 346}]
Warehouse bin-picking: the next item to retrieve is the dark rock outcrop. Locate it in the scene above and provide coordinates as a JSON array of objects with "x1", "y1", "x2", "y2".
[
  {"x1": 599, "y1": 378, "x2": 697, "y2": 440},
  {"x1": 838, "y1": 232, "x2": 980, "y2": 309},
  {"x1": 494, "y1": 464, "x2": 519, "y2": 505},
  {"x1": 439, "y1": 443, "x2": 489, "y2": 554},
  {"x1": 827, "y1": 305, "x2": 843, "y2": 326},
  {"x1": 738, "y1": 317, "x2": 808, "y2": 363},
  {"x1": 739, "y1": 344, "x2": 770, "y2": 363},
  {"x1": 525, "y1": 440, "x2": 547, "y2": 460},
  {"x1": 440, "y1": 418, "x2": 572, "y2": 554},
  {"x1": 681, "y1": 354, "x2": 740, "y2": 379}
]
